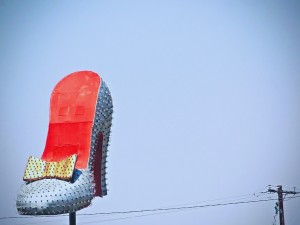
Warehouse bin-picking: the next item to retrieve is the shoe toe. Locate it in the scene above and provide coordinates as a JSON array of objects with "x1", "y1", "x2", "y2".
[{"x1": 16, "y1": 170, "x2": 95, "y2": 215}]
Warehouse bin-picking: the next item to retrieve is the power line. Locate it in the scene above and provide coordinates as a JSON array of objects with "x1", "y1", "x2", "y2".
[
  {"x1": 77, "y1": 196, "x2": 299, "y2": 216},
  {"x1": 10, "y1": 193, "x2": 274, "y2": 225},
  {"x1": 0, "y1": 189, "x2": 270, "y2": 220},
  {"x1": 3, "y1": 194, "x2": 299, "y2": 223},
  {"x1": 59, "y1": 196, "x2": 300, "y2": 225},
  {"x1": 0, "y1": 190, "x2": 269, "y2": 220},
  {"x1": 7, "y1": 195, "x2": 300, "y2": 225}
]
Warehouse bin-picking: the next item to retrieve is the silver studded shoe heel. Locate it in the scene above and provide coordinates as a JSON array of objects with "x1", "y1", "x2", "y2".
[{"x1": 16, "y1": 71, "x2": 113, "y2": 215}]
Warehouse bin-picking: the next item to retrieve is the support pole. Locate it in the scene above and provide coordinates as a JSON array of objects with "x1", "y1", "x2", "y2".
[{"x1": 69, "y1": 212, "x2": 76, "y2": 225}]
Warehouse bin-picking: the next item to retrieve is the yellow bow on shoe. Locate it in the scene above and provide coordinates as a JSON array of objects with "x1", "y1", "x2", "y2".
[{"x1": 23, "y1": 154, "x2": 77, "y2": 182}]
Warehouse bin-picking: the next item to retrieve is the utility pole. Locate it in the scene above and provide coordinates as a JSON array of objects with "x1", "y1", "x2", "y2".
[{"x1": 268, "y1": 185, "x2": 298, "y2": 225}]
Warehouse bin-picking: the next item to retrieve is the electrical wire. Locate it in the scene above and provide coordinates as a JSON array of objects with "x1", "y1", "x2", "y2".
[
  {"x1": 62, "y1": 196, "x2": 300, "y2": 225},
  {"x1": 3, "y1": 192, "x2": 299, "y2": 225},
  {"x1": 11, "y1": 197, "x2": 280, "y2": 225},
  {"x1": 11, "y1": 192, "x2": 275, "y2": 225},
  {"x1": 1, "y1": 189, "x2": 270, "y2": 220},
  {"x1": 9, "y1": 195, "x2": 300, "y2": 225},
  {"x1": 78, "y1": 197, "x2": 279, "y2": 216}
]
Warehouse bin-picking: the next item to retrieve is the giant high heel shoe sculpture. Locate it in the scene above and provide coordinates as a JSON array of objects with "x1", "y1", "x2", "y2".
[{"x1": 16, "y1": 71, "x2": 113, "y2": 215}]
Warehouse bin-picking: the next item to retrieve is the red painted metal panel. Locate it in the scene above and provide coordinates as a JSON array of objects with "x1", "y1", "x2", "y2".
[{"x1": 41, "y1": 71, "x2": 100, "y2": 169}]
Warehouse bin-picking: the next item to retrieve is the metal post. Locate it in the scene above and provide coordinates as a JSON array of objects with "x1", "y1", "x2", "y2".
[{"x1": 69, "y1": 212, "x2": 76, "y2": 225}]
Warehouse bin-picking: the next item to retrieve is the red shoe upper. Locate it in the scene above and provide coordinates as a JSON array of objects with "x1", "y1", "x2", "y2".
[{"x1": 41, "y1": 71, "x2": 100, "y2": 169}]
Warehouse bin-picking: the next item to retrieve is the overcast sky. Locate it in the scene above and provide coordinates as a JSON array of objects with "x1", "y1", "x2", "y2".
[{"x1": 0, "y1": 1, "x2": 300, "y2": 225}]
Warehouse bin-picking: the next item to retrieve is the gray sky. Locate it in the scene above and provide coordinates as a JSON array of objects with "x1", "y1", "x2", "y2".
[{"x1": 0, "y1": 1, "x2": 299, "y2": 225}]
